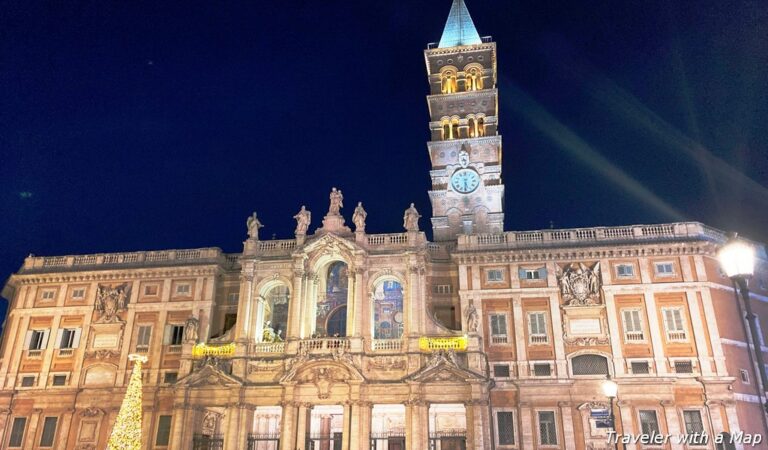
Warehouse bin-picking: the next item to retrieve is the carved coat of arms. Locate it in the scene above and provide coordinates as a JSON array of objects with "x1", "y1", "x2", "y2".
[
  {"x1": 95, "y1": 284, "x2": 130, "y2": 323},
  {"x1": 557, "y1": 262, "x2": 601, "y2": 306}
]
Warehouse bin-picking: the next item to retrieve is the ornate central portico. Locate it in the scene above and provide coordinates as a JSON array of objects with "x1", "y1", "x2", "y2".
[{"x1": 166, "y1": 185, "x2": 490, "y2": 450}]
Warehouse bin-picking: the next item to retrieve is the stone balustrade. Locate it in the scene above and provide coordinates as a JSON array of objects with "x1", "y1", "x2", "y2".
[
  {"x1": 21, "y1": 247, "x2": 236, "y2": 272},
  {"x1": 370, "y1": 339, "x2": 403, "y2": 352},
  {"x1": 456, "y1": 222, "x2": 761, "y2": 253},
  {"x1": 249, "y1": 342, "x2": 286, "y2": 354},
  {"x1": 298, "y1": 338, "x2": 351, "y2": 353}
]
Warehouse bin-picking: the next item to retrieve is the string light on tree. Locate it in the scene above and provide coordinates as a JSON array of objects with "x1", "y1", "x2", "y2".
[{"x1": 107, "y1": 354, "x2": 147, "y2": 450}]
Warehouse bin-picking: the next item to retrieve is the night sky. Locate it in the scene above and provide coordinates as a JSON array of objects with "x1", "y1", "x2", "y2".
[{"x1": 2, "y1": 1, "x2": 767, "y2": 322}]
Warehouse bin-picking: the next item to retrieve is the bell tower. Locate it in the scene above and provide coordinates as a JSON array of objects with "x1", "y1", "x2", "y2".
[{"x1": 424, "y1": 0, "x2": 504, "y2": 241}]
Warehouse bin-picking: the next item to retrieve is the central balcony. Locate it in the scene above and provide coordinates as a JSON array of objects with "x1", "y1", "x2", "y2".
[{"x1": 298, "y1": 337, "x2": 350, "y2": 353}]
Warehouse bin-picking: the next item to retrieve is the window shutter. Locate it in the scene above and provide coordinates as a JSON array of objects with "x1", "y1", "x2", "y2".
[
  {"x1": 73, "y1": 328, "x2": 82, "y2": 348},
  {"x1": 528, "y1": 314, "x2": 536, "y2": 334},
  {"x1": 498, "y1": 316, "x2": 507, "y2": 335},
  {"x1": 54, "y1": 329, "x2": 64, "y2": 349},
  {"x1": 537, "y1": 313, "x2": 546, "y2": 334},
  {"x1": 23, "y1": 330, "x2": 33, "y2": 350},
  {"x1": 518, "y1": 267, "x2": 526, "y2": 279},
  {"x1": 622, "y1": 310, "x2": 632, "y2": 332},
  {"x1": 663, "y1": 309, "x2": 673, "y2": 331},
  {"x1": 163, "y1": 325, "x2": 172, "y2": 345},
  {"x1": 41, "y1": 329, "x2": 50, "y2": 349},
  {"x1": 673, "y1": 309, "x2": 683, "y2": 331},
  {"x1": 538, "y1": 267, "x2": 547, "y2": 280}
]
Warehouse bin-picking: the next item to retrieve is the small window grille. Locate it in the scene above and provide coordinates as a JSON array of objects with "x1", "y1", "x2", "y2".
[
  {"x1": 571, "y1": 354, "x2": 609, "y2": 375},
  {"x1": 674, "y1": 360, "x2": 693, "y2": 374},
  {"x1": 493, "y1": 364, "x2": 510, "y2": 378},
  {"x1": 533, "y1": 363, "x2": 551, "y2": 377},
  {"x1": 631, "y1": 361, "x2": 650, "y2": 374}
]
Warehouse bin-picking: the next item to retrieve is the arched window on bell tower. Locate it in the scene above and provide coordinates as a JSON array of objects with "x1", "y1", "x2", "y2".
[
  {"x1": 372, "y1": 279, "x2": 404, "y2": 340},
  {"x1": 441, "y1": 119, "x2": 451, "y2": 140},
  {"x1": 451, "y1": 118, "x2": 460, "y2": 140},
  {"x1": 477, "y1": 116, "x2": 485, "y2": 137},
  {"x1": 440, "y1": 69, "x2": 458, "y2": 94},
  {"x1": 465, "y1": 67, "x2": 483, "y2": 91},
  {"x1": 468, "y1": 116, "x2": 477, "y2": 138}
]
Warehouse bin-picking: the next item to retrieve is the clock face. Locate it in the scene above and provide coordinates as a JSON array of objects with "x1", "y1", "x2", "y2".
[
  {"x1": 450, "y1": 168, "x2": 481, "y2": 194},
  {"x1": 394, "y1": 312, "x2": 403, "y2": 324}
]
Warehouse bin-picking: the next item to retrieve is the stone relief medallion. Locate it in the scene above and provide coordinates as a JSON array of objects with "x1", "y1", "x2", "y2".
[
  {"x1": 557, "y1": 262, "x2": 602, "y2": 306},
  {"x1": 94, "y1": 283, "x2": 130, "y2": 323}
]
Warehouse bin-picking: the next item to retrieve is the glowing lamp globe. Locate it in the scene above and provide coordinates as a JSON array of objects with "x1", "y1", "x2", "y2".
[
  {"x1": 718, "y1": 238, "x2": 755, "y2": 279},
  {"x1": 602, "y1": 376, "x2": 618, "y2": 398}
]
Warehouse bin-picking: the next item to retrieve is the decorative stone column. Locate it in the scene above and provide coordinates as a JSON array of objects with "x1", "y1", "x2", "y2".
[
  {"x1": 0, "y1": 407, "x2": 11, "y2": 447},
  {"x1": 289, "y1": 268, "x2": 306, "y2": 340},
  {"x1": 661, "y1": 400, "x2": 683, "y2": 450},
  {"x1": 549, "y1": 293, "x2": 567, "y2": 376},
  {"x1": 235, "y1": 274, "x2": 255, "y2": 342},
  {"x1": 224, "y1": 405, "x2": 242, "y2": 449},
  {"x1": 723, "y1": 400, "x2": 745, "y2": 450},
  {"x1": 341, "y1": 401, "x2": 352, "y2": 450},
  {"x1": 351, "y1": 401, "x2": 372, "y2": 450},
  {"x1": 642, "y1": 292, "x2": 667, "y2": 375},
  {"x1": 559, "y1": 401, "x2": 576, "y2": 450},
  {"x1": 295, "y1": 403, "x2": 310, "y2": 450},
  {"x1": 512, "y1": 297, "x2": 527, "y2": 377},
  {"x1": 279, "y1": 401, "x2": 298, "y2": 450},
  {"x1": 618, "y1": 400, "x2": 636, "y2": 450},
  {"x1": 519, "y1": 402, "x2": 534, "y2": 448},
  {"x1": 406, "y1": 400, "x2": 427, "y2": 450}
]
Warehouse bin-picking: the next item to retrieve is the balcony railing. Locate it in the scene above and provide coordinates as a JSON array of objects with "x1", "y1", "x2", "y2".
[
  {"x1": 192, "y1": 342, "x2": 236, "y2": 358},
  {"x1": 666, "y1": 331, "x2": 688, "y2": 342},
  {"x1": 21, "y1": 247, "x2": 231, "y2": 272},
  {"x1": 250, "y1": 342, "x2": 285, "y2": 354},
  {"x1": 26, "y1": 349, "x2": 43, "y2": 358},
  {"x1": 418, "y1": 336, "x2": 468, "y2": 352},
  {"x1": 371, "y1": 339, "x2": 403, "y2": 352},
  {"x1": 57, "y1": 348, "x2": 74, "y2": 357},
  {"x1": 456, "y1": 222, "x2": 753, "y2": 252},
  {"x1": 529, "y1": 334, "x2": 549, "y2": 345},
  {"x1": 624, "y1": 331, "x2": 645, "y2": 342},
  {"x1": 491, "y1": 335, "x2": 508, "y2": 345},
  {"x1": 166, "y1": 345, "x2": 182, "y2": 354},
  {"x1": 299, "y1": 338, "x2": 350, "y2": 353}
]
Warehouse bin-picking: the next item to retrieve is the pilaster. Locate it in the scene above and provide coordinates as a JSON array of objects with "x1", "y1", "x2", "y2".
[
  {"x1": 661, "y1": 401, "x2": 683, "y2": 450},
  {"x1": 559, "y1": 402, "x2": 576, "y2": 450},
  {"x1": 643, "y1": 291, "x2": 667, "y2": 375},
  {"x1": 604, "y1": 291, "x2": 626, "y2": 375}
]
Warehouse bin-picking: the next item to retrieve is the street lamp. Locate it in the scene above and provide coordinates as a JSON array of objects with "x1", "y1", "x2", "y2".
[
  {"x1": 718, "y1": 235, "x2": 768, "y2": 416},
  {"x1": 602, "y1": 375, "x2": 620, "y2": 450}
]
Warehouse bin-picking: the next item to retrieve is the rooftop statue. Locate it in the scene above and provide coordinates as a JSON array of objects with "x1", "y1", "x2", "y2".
[
  {"x1": 403, "y1": 203, "x2": 421, "y2": 232},
  {"x1": 293, "y1": 205, "x2": 311, "y2": 235},
  {"x1": 328, "y1": 187, "x2": 344, "y2": 216},
  {"x1": 246, "y1": 212, "x2": 264, "y2": 240},
  {"x1": 352, "y1": 202, "x2": 367, "y2": 232}
]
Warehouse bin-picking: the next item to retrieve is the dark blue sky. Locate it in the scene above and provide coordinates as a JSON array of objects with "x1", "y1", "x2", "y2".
[{"x1": 1, "y1": 1, "x2": 767, "y2": 317}]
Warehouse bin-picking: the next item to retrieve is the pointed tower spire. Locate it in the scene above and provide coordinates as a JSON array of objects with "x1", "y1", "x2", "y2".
[{"x1": 438, "y1": 0, "x2": 482, "y2": 48}]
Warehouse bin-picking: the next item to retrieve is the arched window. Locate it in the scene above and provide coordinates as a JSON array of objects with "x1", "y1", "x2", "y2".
[
  {"x1": 571, "y1": 354, "x2": 610, "y2": 375},
  {"x1": 477, "y1": 117, "x2": 485, "y2": 137},
  {"x1": 441, "y1": 71, "x2": 457, "y2": 94},
  {"x1": 451, "y1": 119, "x2": 460, "y2": 140},
  {"x1": 442, "y1": 121, "x2": 451, "y2": 140},
  {"x1": 465, "y1": 68, "x2": 483, "y2": 91},
  {"x1": 316, "y1": 261, "x2": 349, "y2": 337},
  {"x1": 373, "y1": 280, "x2": 404, "y2": 339},
  {"x1": 263, "y1": 285, "x2": 290, "y2": 342},
  {"x1": 468, "y1": 117, "x2": 477, "y2": 138}
]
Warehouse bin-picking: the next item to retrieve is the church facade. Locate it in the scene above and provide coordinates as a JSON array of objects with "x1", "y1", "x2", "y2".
[{"x1": 1, "y1": 1, "x2": 768, "y2": 449}]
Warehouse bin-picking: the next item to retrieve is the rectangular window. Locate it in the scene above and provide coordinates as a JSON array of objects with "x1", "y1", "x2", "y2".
[
  {"x1": 533, "y1": 363, "x2": 551, "y2": 377},
  {"x1": 616, "y1": 264, "x2": 635, "y2": 277},
  {"x1": 490, "y1": 314, "x2": 508, "y2": 344},
  {"x1": 39, "y1": 416, "x2": 58, "y2": 447},
  {"x1": 144, "y1": 284, "x2": 159, "y2": 296},
  {"x1": 528, "y1": 312, "x2": 548, "y2": 344},
  {"x1": 72, "y1": 288, "x2": 86, "y2": 299},
  {"x1": 227, "y1": 292, "x2": 239, "y2": 304},
  {"x1": 525, "y1": 269, "x2": 540, "y2": 280},
  {"x1": 163, "y1": 372, "x2": 178, "y2": 384},
  {"x1": 655, "y1": 262, "x2": 675, "y2": 276},
  {"x1": 21, "y1": 376, "x2": 35, "y2": 387},
  {"x1": 165, "y1": 325, "x2": 184, "y2": 346},
  {"x1": 740, "y1": 369, "x2": 750, "y2": 384},
  {"x1": 497, "y1": 411, "x2": 516, "y2": 445},
  {"x1": 52, "y1": 375, "x2": 67, "y2": 386},
  {"x1": 621, "y1": 309, "x2": 644, "y2": 341},
  {"x1": 683, "y1": 410, "x2": 704, "y2": 435},
  {"x1": 156, "y1": 415, "x2": 172, "y2": 446},
  {"x1": 631, "y1": 361, "x2": 650, "y2": 374},
  {"x1": 41, "y1": 289, "x2": 56, "y2": 300},
  {"x1": 175, "y1": 283, "x2": 191, "y2": 295},
  {"x1": 60, "y1": 329, "x2": 76, "y2": 349},
  {"x1": 662, "y1": 307, "x2": 687, "y2": 341},
  {"x1": 137, "y1": 325, "x2": 152, "y2": 348},
  {"x1": 487, "y1": 269, "x2": 504, "y2": 282},
  {"x1": 432, "y1": 284, "x2": 453, "y2": 294},
  {"x1": 8, "y1": 417, "x2": 27, "y2": 448},
  {"x1": 674, "y1": 360, "x2": 693, "y2": 374},
  {"x1": 538, "y1": 411, "x2": 558, "y2": 445},
  {"x1": 493, "y1": 364, "x2": 510, "y2": 378},
  {"x1": 28, "y1": 330, "x2": 47, "y2": 350},
  {"x1": 639, "y1": 410, "x2": 660, "y2": 436}
]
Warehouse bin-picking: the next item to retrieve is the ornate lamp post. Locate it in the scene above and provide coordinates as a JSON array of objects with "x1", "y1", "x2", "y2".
[
  {"x1": 602, "y1": 374, "x2": 620, "y2": 450},
  {"x1": 718, "y1": 235, "x2": 768, "y2": 417}
]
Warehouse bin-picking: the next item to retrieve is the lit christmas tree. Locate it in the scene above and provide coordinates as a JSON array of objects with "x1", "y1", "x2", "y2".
[{"x1": 107, "y1": 354, "x2": 148, "y2": 450}]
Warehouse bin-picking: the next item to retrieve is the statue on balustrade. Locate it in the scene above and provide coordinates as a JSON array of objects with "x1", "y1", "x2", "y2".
[
  {"x1": 262, "y1": 321, "x2": 283, "y2": 343},
  {"x1": 403, "y1": 203, "x2": 421, "y2": 232},
  {"x1": 465, "y1": 300, "x2": 479, "y2": 333},
  {"x1": 246, "y1": 212, "x2": 264, "y2": 240},
  {"x1": 328, "y1": 187, "x2": 344, "y2": 215},
  {"x1": 293, "y1": 206, "x2": 311, "y2": 235},
  {"x1": 352, "y1": 202, "x2": 367, "y2": 232}
]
